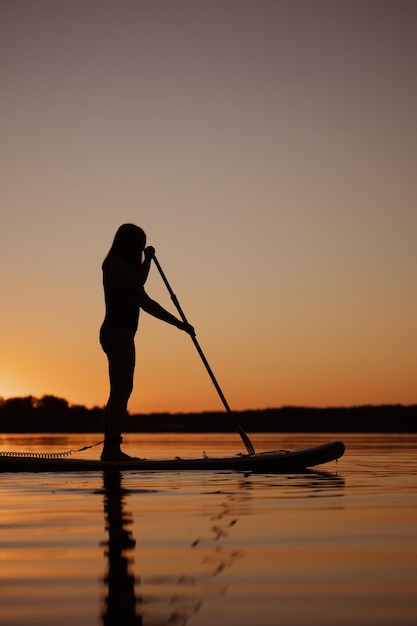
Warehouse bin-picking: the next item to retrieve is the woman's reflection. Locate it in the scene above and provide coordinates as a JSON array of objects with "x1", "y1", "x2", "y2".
[
  {"x1": 99, "y1": 471, "x2": 247, "y2": 626},
  {"x1": 101, "y1": 470, "x2": 142, "y2": 625}
]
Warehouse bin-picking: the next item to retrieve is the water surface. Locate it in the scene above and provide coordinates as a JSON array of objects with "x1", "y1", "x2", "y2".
[{"x1": 1, "y1": 433, "x2": 416, "y2": 625}]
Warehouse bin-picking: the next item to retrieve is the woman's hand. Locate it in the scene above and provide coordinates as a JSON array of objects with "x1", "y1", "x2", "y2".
[
  {"x1": 144, "y1": 246, "x2": 155, "y2": 261},
  {"x1": 180, "y1": 321, "x2": 195, "y2": 336}
]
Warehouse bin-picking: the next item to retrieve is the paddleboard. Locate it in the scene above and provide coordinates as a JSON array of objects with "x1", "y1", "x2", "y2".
[{"x1": 0, "y1": 441, "x2": 344, "y2": 473}]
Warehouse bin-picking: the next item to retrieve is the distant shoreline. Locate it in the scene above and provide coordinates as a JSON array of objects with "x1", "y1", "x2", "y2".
[
  {"x1": 0, "y1": 396, "x2": 416, "y2": 433},
  {"x1": 126, "y1": 405, "x2": 417, "y2": 434}
]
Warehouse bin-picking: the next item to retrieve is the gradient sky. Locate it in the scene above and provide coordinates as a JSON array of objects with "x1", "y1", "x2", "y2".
[{"x1": 1, "y1": 0, "x2": 416, "y2": 413}]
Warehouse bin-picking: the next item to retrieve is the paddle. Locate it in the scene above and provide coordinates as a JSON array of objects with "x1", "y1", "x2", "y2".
[{"x1": 152, "y1": 255, "x2": 255, "y2": 455}]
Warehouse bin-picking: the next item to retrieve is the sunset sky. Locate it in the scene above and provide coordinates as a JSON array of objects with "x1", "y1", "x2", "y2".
[{"x1": 1, "y1": 0, "x2": 416, "y2": 414}]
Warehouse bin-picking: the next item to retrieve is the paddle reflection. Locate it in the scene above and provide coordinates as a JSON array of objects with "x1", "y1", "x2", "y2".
[{"x1": 99, "y1": 471, "x2": 250, "y2": 625}]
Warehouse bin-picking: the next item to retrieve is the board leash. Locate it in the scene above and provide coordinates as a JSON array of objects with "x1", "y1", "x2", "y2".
[{"x1": 0, "y1": 440, "x2": 104, "y2": 459}]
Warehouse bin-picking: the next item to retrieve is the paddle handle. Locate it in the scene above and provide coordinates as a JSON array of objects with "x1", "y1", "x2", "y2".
[{"x1": 152, "y1": 255, "x2": 255, "y2": 455}]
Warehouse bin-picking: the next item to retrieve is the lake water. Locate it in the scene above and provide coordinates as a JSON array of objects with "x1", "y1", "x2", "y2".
[{"x1": 1, "y1": 432, "x2": 416, "y2": 626}]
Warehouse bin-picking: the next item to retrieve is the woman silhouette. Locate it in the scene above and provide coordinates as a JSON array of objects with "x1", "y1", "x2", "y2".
[{"x1": 100, "y1": 224, "x2": 194, "y2": 461}]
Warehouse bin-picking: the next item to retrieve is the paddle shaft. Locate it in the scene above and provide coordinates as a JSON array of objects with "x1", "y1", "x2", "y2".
[{"x1": 152, "y1": 255, "x2": 255, "y2": 455}]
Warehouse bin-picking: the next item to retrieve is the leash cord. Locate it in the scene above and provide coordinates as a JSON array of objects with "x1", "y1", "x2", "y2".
[{"x1": 0, "y1": 440, "x2": 104, "y2": 459}]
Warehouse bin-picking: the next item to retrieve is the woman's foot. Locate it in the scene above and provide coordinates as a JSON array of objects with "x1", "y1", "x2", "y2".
[{"x1": 100, "y1": 446, "x2": 140, "y2": 462}]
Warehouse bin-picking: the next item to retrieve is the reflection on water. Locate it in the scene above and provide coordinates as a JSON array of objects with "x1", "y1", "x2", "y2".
[
  {"x1": 1, "y1": 434, "x2": 417, "y2": 626},
  {"x1": 99, "y1": 471, "x2": 253, "y2": 625},
  {"x1": 98, "y1": 468, "x2": 345, "y2": 626}
]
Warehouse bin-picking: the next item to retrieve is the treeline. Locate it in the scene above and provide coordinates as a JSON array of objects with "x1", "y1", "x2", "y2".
[
  {"x1": 0, "y1": 395, "x2": 416, "y2": 433},
  {"x1": 129, "y1": 405, "x2": 417, "y2": 434},
  {"x1": 0, "y1": 395, "x2": 104, "y2": 433}
]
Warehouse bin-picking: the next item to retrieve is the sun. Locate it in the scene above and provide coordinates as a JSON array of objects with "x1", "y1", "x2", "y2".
[{"x1": 0, "y1": 374, "x2": 25, "y2": 400}]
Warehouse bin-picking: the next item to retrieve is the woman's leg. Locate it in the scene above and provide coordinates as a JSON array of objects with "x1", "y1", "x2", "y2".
[{"x1": 101, "y1": 328, "x2": 136, "y2": 460}]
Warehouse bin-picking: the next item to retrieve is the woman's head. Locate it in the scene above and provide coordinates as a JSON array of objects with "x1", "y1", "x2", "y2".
[{"x1": 105, "y1": 223, "x2": 147, "y2": 269}]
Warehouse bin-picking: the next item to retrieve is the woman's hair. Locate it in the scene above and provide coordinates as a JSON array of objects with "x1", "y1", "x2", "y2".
[{"x1": 103, "y1": 223, "x2": 147, "y2": 270}]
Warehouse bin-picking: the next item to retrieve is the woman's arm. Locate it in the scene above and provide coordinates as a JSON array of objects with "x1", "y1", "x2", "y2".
[
  {"x1": 104, "y1": 255, "x2": 194, "y2": 335},
  {"x1": 134, "y1": 246, "x2": 155, "y2": 286},
  {"x1": 105, "y1": 252, "x2": 153, "y2": 291},
  {"x1": 138, "y1": 289, "x2": 195, "y2": 335}
]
